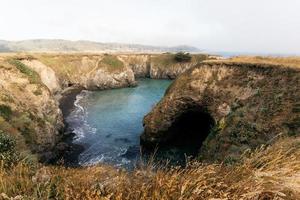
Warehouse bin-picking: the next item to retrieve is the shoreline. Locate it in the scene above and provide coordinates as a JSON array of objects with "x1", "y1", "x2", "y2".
[
  {"x1": 59, "y1": 86, "x2": 85, "y2": 119},
  {"x1": 56, "y1": 86, "x2": 86, "y2": 166}
]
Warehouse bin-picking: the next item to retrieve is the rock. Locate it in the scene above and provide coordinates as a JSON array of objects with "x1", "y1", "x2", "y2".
[
  {"x1": 119, "y1": 54, "x2": 150, "y2": 77},
  {"x1": 0, "y1": 61, "x2": 64, "y2": 158},
  {"x1": 142, "y1": 61, "x2": 300, "y2": 162},
  {"x1": 21, "y1": 59, "x2": 61, "y2": 93},
  {"x1": 0, "y1": 53, "x2": 211, "y2": 163}
]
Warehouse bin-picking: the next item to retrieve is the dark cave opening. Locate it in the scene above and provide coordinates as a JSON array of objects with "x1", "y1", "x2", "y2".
[
  {"x1": 142, "y1": 108, "x2": 215, "y2": 165},
  {"x1": 167, "y1": 109, "x2": 215, "y2": 152}
]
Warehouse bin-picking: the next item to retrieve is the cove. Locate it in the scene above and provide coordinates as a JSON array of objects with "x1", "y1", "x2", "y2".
[{"x1": 66, "y1": 79, "x2": 172, "y2": 168}]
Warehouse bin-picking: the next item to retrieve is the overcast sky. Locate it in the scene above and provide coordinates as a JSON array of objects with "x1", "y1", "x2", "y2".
[{"x1": 1, "y1": 0, "x2": 300, "y2": 54}]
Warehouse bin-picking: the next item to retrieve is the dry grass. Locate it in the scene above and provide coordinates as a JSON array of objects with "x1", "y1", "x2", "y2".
[
  {"x1": 0, "y1": 53, "x2": 300, "y2": 199},
  {"x1": 227, "y1": 56, "x2": 300, "y2": 70},
  {"x1": 99, "y1": 55, "x2": 125, "y2": 73},
  {"x1": 151, "y1": 54, "x2": 209, "y2": 68},
  {"x1": 1, "y1": 136, "x2": 299, "y2": 200}
]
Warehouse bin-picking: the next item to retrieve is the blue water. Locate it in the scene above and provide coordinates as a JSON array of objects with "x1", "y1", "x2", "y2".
[{"x1": 66, "y1": 79, "x2": 172, "y2": 167}]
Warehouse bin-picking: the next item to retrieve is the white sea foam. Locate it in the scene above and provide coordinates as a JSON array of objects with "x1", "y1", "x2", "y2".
[{"x1": 66, "y1": 90, "x2": 96, "y2": 140}]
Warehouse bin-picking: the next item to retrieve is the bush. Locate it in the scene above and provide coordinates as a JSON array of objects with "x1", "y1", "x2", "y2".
[
  {"x1": 0, "y1": 130, "x2": 19, "y2": 167},
  {"x1": 101, "y1": 55, "x2": 124, "y2": 68},
  {"x1": 8, "y1": 59, "x2": 40, "y2": 84},
  {"x1": 0, "y1": 104, "x2": 12, "y2": 120},
  {"x1": 174, "y1": 52, "x2": 192, "y2": 62}
]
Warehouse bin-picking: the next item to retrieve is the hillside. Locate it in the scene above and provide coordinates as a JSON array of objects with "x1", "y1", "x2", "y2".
[
  {"x1": 0, "y1": 53, "x2": 210, "y2": 162},
  {"x1": 0, "y1": 54, "x2": 299, "y2": 199},
  {"x1": 0, "y1": 40, "x2": 200, "y2": 53},
  {"x1": 142, "y1": 60, "x2": 300, "y2": 163}
]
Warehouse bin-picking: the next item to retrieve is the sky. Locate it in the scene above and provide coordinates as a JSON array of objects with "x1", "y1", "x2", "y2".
[{"x1": 1, "y1": 0, "x2": 300, "y2": 54}]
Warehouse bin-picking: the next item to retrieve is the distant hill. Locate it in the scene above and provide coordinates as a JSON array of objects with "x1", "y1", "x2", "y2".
[{"x1": 0, "y1": 39, "x2": 200, "y2": 53}]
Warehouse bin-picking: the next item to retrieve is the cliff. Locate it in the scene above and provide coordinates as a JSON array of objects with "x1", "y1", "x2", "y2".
[
  {"x1": 142, "y1": 61, "x2": 300, "y2": 162},
  {"x1": 118, "y1": 54, "x2": 211, "y2": 79},
  {"x1": 0, "y1": 58, "x2": 63, "y2": 161},
  {"x1": 0, "y1": 53, "x2": 210, "y2": 161},
  {"x1": 1, "y1": 55, "x2": 300, "y2": 199}
]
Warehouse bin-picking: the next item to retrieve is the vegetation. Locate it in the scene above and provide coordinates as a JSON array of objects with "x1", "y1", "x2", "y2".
[
  {"x1": 33, "y1": 88, "x2": 43, "y2": 96},
  {"x1": 151, "y1": 53, "x2": 209, "y2": 69},
  {"x1": 0, "y1": 53, "x2": 299, "y2": 199},
  {"x1": 0, "y1": 137, "x2": 299, "y2": 199},
  {"x1": 8, "y1": 59, "x2": 41, "y2": 84},
  {"x1": 227, "y1": 56, "x2": 300, "y2": 69},
  {"x1": 100, "y1": 55, "x2": 125, "y2": 72},
  {"x1": 0, "y1": 130, "x2": 19, "y2": 168},
  {"x1": 37, "y1": 54, "x2": 126, "y2": 80},
  {"x1": 0, "y1": 105, "x2": 12, "y2": 121},
  {"x1": 174, "y1": 52, "x2": 192, "y2": 62},
  {"x1": 101, "y1": 55, "x2": 124, "y2": 68}
]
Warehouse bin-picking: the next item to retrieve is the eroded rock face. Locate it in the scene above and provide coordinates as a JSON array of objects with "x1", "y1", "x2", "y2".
[
  {"x1": 25, "y1": 55, "x2": 136, "y2": 91},
  {"x1": 0, "y1": 61, "x2": 64, "y2": 161},
  {"x1": 119, "y1": 55, "x2": 150, "y2": 78},
  {"x1": 142, "y1": 62, "x2": 300, "y2": 162},
  {"x1": 87, "y1": 66, "x2": 136, "y2": 90},
  {"x1": 119, "y1": 54, "x2": 208, "y2": 79},
  {"x1": 21, "y1": 59, "x2": 61, "y2": 93},
  {"x1": 149, "y1": 61, "x2": 197, "y2": 79},
  {"x1": 0, "y1": 53, "x2": 210, "y2": 162}
]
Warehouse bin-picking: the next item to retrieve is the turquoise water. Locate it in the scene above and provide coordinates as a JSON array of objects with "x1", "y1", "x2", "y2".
[{"x1": 66, "y1": 79, "x2": 172, "y2": 167}]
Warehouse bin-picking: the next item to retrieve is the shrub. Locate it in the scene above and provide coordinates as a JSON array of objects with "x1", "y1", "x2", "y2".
[
  {"x1": 0, "y1": 130, "x2": 19, "y2": 167},
  {"x1": 174, "y1": 52, "x2": 192, "y2": 62},
  {"x1": 101, "y1": 55, "x2": 124, "y2": 68},
  {"x1": 0, "y1": 104, "x2": 12, "y2": 120},
  {"x1": 33, "y1": 87, "x2": 43, "y2": 96},
  {"x1": 8, "y1": 59, "x2": 40, "y2": 84}
]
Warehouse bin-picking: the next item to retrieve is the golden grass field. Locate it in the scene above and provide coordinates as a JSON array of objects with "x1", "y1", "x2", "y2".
[
  {"x1": 1, "y1": 136, "x2": 299, "y2": 200},
  {"x1": 229, "y1": 56, "x2": 300, "y2": 69}
]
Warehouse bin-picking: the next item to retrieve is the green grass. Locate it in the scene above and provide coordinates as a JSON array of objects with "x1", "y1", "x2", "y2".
[
  {"x1": 151, "y1": 54, "x2": 209, "y2": 68},
  {"x1": 101, "y1": 55, "x2": 124, "y2": 68},
  {"x1": 8, "y1": 59, "x2": 41, "y2": 84},
  {"x1": 0, "y1": 130, "x2": 19, "y2": 168},
  {"x1": 151, "y1": 54, "x2": 177, "y2": 67},
  {"x1": 0, "y1": 105, "x2": 12, "y2": 121}
]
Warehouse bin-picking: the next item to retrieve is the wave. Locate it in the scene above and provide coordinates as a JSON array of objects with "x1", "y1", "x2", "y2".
[
  {"x1": 78, "y1": 147, "x2": 131, "y2": 167},
  {"x1": 66, "y1": 90, "x2": 96, "y2": 140}
]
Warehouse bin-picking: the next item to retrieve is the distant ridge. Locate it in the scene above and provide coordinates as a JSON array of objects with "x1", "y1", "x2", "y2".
[{"x1": 0, "y1": 39, "x2": 200, "y2": 53}]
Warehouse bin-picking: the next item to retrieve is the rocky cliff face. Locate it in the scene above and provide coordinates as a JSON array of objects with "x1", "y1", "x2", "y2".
[
  {"x1": 119, "y1": 54, "x2": 150, "y2": 77},
  {"x1": 119, "y1": 54, "x2": 210, "y2": 79},
  {"x1": 21, "y1": 59, "x2": 61, "y2": 93},
  {"x1": 0, "y1": 53, "x2": 210, "y2": 161},
  {"x1": 142, "y1": 61, "x2": 300, "y2": 162},
  {"x1": 0, "y1": 58, "x2": 64, "y2": 161},
  {"x1": 34, "y1": 54, "x2": 136, "y2": 90},
  {"x1": 149, "y1": 61, "x2": 197, "y2": 79}
]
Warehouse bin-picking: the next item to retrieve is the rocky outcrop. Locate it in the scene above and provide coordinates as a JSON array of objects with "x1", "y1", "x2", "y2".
[
  {"x1": 119, "y1": 54, "x2": 150, "y2": 77},
  {"x1": 119, "y1": 54, "x2": 210, "y2": 79},
  {"x1": 0, "y1": 53, "x2": 210, "y2": 162},
  {"x1": 86, "y1": 67, "x2": 135, "y2": 90},
  {"x1": 19, "y1": 54, "x2": 210, "y2": 91},
  {"x1": 149, "y1": 61, "x2": 197, "y2": 79},
  {"x1": 21, "y1": 59, "x2": 61, "y2": 93},
  {"x1": 29, "y1": 54, "x2": 137, "y2": 90},
  {"x1": 0, "y1": 60, "x2": 64, "y2": 161},
  {"x1": 142, "y1": 61, "x2": 300, "y2": 162}
]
